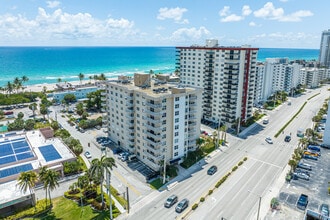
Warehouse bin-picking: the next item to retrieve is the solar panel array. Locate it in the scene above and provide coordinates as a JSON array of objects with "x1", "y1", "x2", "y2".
[
  {"x1": 0, "y1": 163, "x2": 33, "y2": 178},
  {"x1": 39, "y1": 144, "x2": 62, "y2": 162},
  {"x1": 0, "y1": 137, "x2": 34, "y2": 166}
]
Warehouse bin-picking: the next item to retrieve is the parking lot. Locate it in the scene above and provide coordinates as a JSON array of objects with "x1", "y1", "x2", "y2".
[
  {"x1": 277, "y1": 146, "x2": 330, "y2": 216},
  {"x1": 95, "y1": 136, "x2": 157, "y2": 182}
]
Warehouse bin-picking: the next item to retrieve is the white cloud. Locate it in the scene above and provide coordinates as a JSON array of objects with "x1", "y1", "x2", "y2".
[
  {"x1": 242, "y1": 5, "x2": 252, "y2": 16},
  {"x1": 249, "y1": 22, "x2": 256, "y2": 27},
  {"x1": 170, "y1": 26, "x2": 211, "y2": 41},
  {"x1": 221, "y1": 14, "x2": 244, "y2": 23},
  {"x1": 157, "y1": 7, "x2": 188, "y2": 24},
  {"x1": 253, "y1": 2, "x2": 313, "y2": 22},
  {"x1": 0, "y1": 8, "x2": 138, "y2": 44},
  {"x1": 46, "y1": 1, "x2": 61, "y2": 9},
  {"x1": 279, "y1": 0, "x2": 288, "y2": 2},
  {"x1": 219, "y1": 6, "x2": 230, "y2": 17},
  {"x1": 253, "y1": 2, "x2": 284, "y2": 20}
]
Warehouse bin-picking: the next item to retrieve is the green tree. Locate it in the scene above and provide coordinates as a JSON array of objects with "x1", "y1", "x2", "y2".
[
  {"x1": 17, "y1": 112, "x2": 24, "y2": 119},
  {"x1": 24, "y1": 119, "x2": 36, "y2": 130},
  {"x1": 17, "y1": 171, "x2": 38, "y2": 206},
  {"x1": 39, "y1": 104, "x2": 48, "y2": 120},
  {"x1": 78, "y1": 73, "x2": 84, "y2": 85},
  {"x1": 6, "y1": 81, "x2": 14, "y2": 95},
  {"x1": 13, "y1": 77, "x2": 22, "y2": 93},
  {"x1": 39, "y1": 168, "x2": 60, "y2": 205},
  {"x1": 38, "y1": 166, "x2": 49, "y2": 206},
  {"x1": 81, "y1": 111, "x2": 89, "y2": 120},
  {"x1": 50, "y1": 121, "x2": 60, "y2": 130},
  {"x1": 57, "y1": 78, "x2": 62, "y2": 83},
  {"x1": 89, "y1": 156, "x2": 116, "y2": 209},
  {"x1": 21, "y1": 75, "x2": 29, "y2": 91},
  {"x1": 29, "y1": 103, "x2": 37, "y2": 117},
  {"x1": 63, "y1": 94, "x2": 76, "y2": 103},
  {"x1": 76, "y1": 103, "x2": 84, "y2": 116},
  {"x1": 220, "y1": 125, "x2": 227, "y2": 142}
]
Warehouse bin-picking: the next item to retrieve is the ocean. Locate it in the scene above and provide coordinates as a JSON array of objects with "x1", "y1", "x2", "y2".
[{"x1": 0, "y1": 47, "x2": 319, "y2": 86}]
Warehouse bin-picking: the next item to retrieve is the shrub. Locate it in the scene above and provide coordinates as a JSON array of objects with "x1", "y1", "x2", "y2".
[
  {"x1": 243, "y1": 157, "x2": 247, "y2": 161},
  {"x1": 200, "y1": 197, "x2": 205, "y2": 202},
  {"x1": 238, "y1": 161, "x2": 243, "y2": 166},
  {"x1": 232, "y1": 166, "x2": 238, "y2": 172},
  {"x1": 208, "y1": 190, "x2": 213, "y2": 195},
  {"x1": 192, "y1": 203, "x2": 198, "y2": 210}
]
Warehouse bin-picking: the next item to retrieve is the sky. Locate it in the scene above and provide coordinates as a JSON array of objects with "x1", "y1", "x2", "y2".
[{"x1": 0, "y1": 0, "x2": 328, "y2": 48}]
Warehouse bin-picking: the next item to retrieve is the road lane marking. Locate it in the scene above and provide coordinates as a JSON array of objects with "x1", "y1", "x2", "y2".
[{"x1": 113, "y1": 170, "x2": 141, "y2": 196}]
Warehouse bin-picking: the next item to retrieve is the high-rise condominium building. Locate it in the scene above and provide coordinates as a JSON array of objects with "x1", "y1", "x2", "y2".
[
  {"x1": 102, "y1": 74, "x2": 202, "y2": 171},
  {"x1": 176, "y1": 39, "x2": 258, "y2": 126},
  {"x1": 319, "y1": 29, "x2": 330, "y2": 67}
]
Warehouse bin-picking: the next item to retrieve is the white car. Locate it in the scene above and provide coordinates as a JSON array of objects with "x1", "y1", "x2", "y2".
[
  {"x1": 84, "y1": 151, "x2": 92, "y2": 159},
  {"x1": 265, "y1": 137, "x2": 273, "y2": 144}
]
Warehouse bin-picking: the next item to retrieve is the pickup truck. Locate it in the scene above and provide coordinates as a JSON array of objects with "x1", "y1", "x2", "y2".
[{"x1": 297, "y1": 194, "x2": 308, "y2": 210}]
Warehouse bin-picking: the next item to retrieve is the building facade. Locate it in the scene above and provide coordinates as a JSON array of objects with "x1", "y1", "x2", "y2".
[
  {"x1": 319, "y1": 29, "x2": 330, "y2": 68},
  {"x1": 102, "y1": 74, "x2": 202, "y2": 171},
  {"x1": 176, "y1": 39, "x2": 258, "y2": 126}
]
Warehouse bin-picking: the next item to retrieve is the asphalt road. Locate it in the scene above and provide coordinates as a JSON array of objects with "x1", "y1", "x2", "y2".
[{"x1": 117, "y1": 86, "x2": 330, "y2": 220}]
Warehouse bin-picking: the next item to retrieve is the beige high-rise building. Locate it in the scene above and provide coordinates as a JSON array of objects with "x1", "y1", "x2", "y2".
[
  {"x1": 176, "y1": 39, "x2": 258, "y2": 126},
  {"x1": 102, "y1": 73, "x2": 202, "y2": 171}
]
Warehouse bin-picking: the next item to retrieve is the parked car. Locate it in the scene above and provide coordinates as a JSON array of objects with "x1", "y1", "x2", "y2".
[
  {"x1": 175, "y1": 199, "x2": 189, "y2": 213},
  {"x1": 307, "y1": 145, "x2": 321, "y2": 152},
  {"x1": 297, "y1": 162, "x2": 312, "y2": 171},
  {"x1": 263, "y1": 119, "x2": 269, "y2": 124},
  {"x1": 84, "y1": 151, "x2": 92, "y2": 159},
  {"x1": 284, "y1": 135, "x2": 291, "y2": 142},
  {"x1": 303, "y1": 154, "x2": 318, "y2": 160},
  {"x1": 207, "y1": 165, "x2": 218, "y2": 175},
  {"x1": 293, "y1": 172, "x2": 309, "y2": 181},
  {"x1": 113, "y1": 148, "x2": 123, "y2": 154},
  {"x1": 320, "y1": 204, "x2": 329, "y2": 217},
  {"x1": 304, "y1": 150, "x2": 320, "y2": 157},
  {"x1": 265, "y1": 137, "x2": 273, "y2": 144},
  {"x1": 295, "y1": 168, "x2": 310, "y2": 177},
  {"x1": 297, "y1": 194, "x2": 308, "y2": 210},
  {"x1": 164, "y1": 195, "x2": 178, "y2": 208},
  {"x1": 321, "y1": 144, "x2": 330, "y2": 149}
]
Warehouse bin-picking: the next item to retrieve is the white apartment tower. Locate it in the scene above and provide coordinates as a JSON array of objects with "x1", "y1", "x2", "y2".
[
  {"x1": 102, "y1": 74, "x2": 202, "y2": 171},
  {"x1": 176, "y1": 39, "x2": 258, "y2": 126},
  {"x1": 319, "y1": 29, "x2": 330, "y2": 67}
]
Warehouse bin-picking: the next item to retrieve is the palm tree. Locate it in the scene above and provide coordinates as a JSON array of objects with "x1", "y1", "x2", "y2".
[
  {"x1": 220, "y1": 125, "x2": 227, "y2": 143},
  {"x1": 99, "y1": 73, "x2": 106, "y2": 81},
  {"x1": 6, "y1": 81, "x2": 13, "y2": 95},
  {"x1": 78, "y1": 73, "x2": 84, "y2": 85},
  {"x1": 17, "y1": 171, "x2": 38, "y2": 206},
  {"x1": 57, "y1": 78, "x2": 62, "y2": 83},
  {"x1": 13, "y1": 77, "x2": 22, "y2": 93},
  {"x1": 43, "y1": 169, "x2": 60, "y2": 205},
  {"x1": 38, "y1": 166, "x2": 49, "y2": 206},
  {"x1": 89, "y1": 76, "x2": 92, "y2": 84},
  {"x1": 21, "y1": 75, "x2": 29, "y2": 91},
  {"x1": 89, "y1": 155, "x2": 116, "y2": 209}
]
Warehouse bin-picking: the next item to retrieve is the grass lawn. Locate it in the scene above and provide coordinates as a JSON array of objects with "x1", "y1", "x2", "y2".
[
  {"x1": 26, "y1": 196, "x2": 117, "y2": 220},
  {"x1": 149, "y1": 178, "x2": 164, "y2": 190}
]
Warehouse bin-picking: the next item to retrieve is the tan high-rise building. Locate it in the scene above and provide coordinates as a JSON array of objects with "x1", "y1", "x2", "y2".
[
  {"x1": 102, "y1": 73, "x2": 202, "y2": 171},
  {"x1": 176, "y1": 39, "x2": 258, "y2": 126}
]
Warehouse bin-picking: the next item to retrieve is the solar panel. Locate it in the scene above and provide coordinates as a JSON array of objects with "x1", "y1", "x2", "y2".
[
  {"x1": 14, "y1": 147, "x2": 30, "y2": 154},
  {"x1": 16, "y1": 152, "x2": 34, "y2": 161},
  {"x1": 39, "y1": 145, "x2": 62, "y2": 162},
  {"x1": 0, "y1": 155, "x2": 16, "y2": 166},
  {"x1": 0, "y1": 144, "x2": 14, "y2": 157},
  {"x1": 12, "y1": 140, "x2": 29, "y2": 149},
  {"x1": 0, "y1": 163, "x2": 33, "y2": 178}
]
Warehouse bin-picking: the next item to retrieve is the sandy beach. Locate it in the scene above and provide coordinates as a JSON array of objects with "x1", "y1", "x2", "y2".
[{"x1": 24, "y1": 79, "x2": 93, "y2": 93}]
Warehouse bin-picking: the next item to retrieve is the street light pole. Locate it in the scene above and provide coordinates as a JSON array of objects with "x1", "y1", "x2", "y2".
[
  {"x1": 248, "y1": 190, "x2": 262, "y2": 220},
  {"x1": 163, "y1": 149, "x2": 166, "y2": 184}
]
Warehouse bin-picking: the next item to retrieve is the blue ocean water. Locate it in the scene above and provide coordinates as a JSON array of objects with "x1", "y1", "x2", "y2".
[{"x1": 0, "y1": 47, "x2": 319, "y2": 86}]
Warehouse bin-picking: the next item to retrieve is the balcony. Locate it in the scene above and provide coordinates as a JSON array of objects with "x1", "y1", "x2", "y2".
[
  {"x1": 144, "y1": 108, "x2": 162, "y2": 116},
  {"x1": 145, "y1": 150, "x2": 161, "y2": 161},
  {"x1": 146, "y1": 101, "x2": 162, "y2": 108},
  {"x1": 146, "y1": 130, "x2": 161, "y2": 140},
  {"x1": 101, "y1": 92, "x2": 107, "y2": 96},
  {"x1": 125, "y1": 107, "x2": 134, "y2": 113},
  {"x1": 145, "y1": 122, "x2": 162, "y2": 130},
  {"x1": 125, "y1": 113, "x2": 134, "y2": 120},
  {"x1": 101, "y1": 96, "x2": 107, "y2": 101}
]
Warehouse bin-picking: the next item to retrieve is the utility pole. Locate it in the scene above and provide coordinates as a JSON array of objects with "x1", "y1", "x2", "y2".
[
  {"x1": 126, "y1": 186, "x2": 130, "y2": 213},
  {"x1": 106, "y1": 171, "x2": 112, "y2": 220},
  {"x1": 216, "y1": 120, "x2": 220, "y2": 148},
  {"x1": 257, "y1": 196, "x2": 261, "y2": 220}
]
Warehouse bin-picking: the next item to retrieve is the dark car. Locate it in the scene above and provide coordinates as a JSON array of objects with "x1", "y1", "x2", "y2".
[
  {"x1": 321, "y1": 144, "x2": 330, "y2": 149},
  {"x1": 297, "y1": 162, "x2": 312, "y2": 171},
  {"x1": 284, "y1": 135, "x2": 291, "y2": 142},
  {"x1": 164, "y1": 195, "x2": 178, "y2": 208},
  {"x1": 207, "y1": 165, "x2": 218, "y2": 175},
  {"x1": 320, "y1": 204, "x2": 329, "y2": 217},
  {"x1": 175, "y1": 199, "x2": 189, "y2": 213},
  {"x1": 297, "y1": 194, "x2": 308, "y2": 210}
]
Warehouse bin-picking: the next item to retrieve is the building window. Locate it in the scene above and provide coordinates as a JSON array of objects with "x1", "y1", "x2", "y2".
[
  {"x1": 175, "y1": 111, "x2": 179, "y2": 116},
  {"x1": 175, "y1": 118, "x2": 179, "y2": 123},
  {"x1": 174, "y1": 145, "x2": 178, "y2": 150},
  {"x1": 174, "y1": 139, "x2": 179, "y2": 143},
  {"x1": 175, "y1": 97, "x2": 180, "y2": 101},
  {"x1": 175, "y1": 104, "x2": 179, "y2": 109},
  {"x1": 174, "y1": 152, "x2": 178, "y2": 156},
  {"x1": 175, "y1": 132, "x2": 179, "y2": 137},
  {"x1": 175, "y1": 125, "x2": 179, "y2": 130}
]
